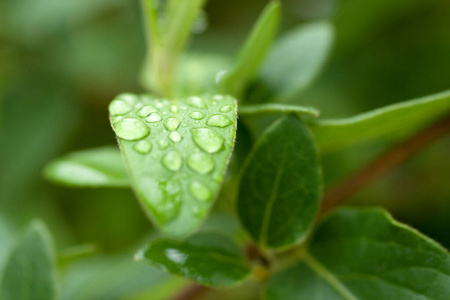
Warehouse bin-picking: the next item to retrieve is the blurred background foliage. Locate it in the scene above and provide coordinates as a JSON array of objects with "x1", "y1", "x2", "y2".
[{"x1": 1, "y1": 0, "x2": 449, "y2": 298}]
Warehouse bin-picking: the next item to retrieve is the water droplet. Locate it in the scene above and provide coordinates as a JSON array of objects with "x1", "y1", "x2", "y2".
[
  {"x1": 220, "y1": 105, "x2": 232, "y2": 113},
  {"x1": 111, "y1": 116, "x2": 123, "y2": 123},
  {"x1": 158, "y1": 139, "x2": 169, "y2": 150},
  {"x1": 211, "y1": 101, "x2": 218, "y2": 106},
  {"x1": 133, "y1": 140, "x2": 152, "y2": 154},
  {"x1": 108, "y1": 99, "x2": 132, "y2": 116},
  {"x1": 137, "y1": 106, "x2": 158, "y2": 117},
  {"x1": 181, "y1": 106, "x2": 187, "y2": 111},
  {"x1": 186, "y1": 96, "x2": 207, "y2": 109},
  {"x1": 170, "y1": 105, "x2": 179, "y2": 114},
  {"x1": 189, "y1": 181, "x2": 212, "y2": 202},
  {"x1": 191, "y1": 128, "x2": 224, "y2": 153},
  {"x1": 187, "y1": 153, "x2": 215, "y2": 174},
  {"x1": 165, "y1": 248, "x2": 187, "y2": 264},
  {"x1": 189, "y1": 111, "x2": 205, "y2": 120},
  {"x1": 162, "y1": 150, "x2": 182, "y2": 171},
  {"x1": 155, "y1": 102, "x2": 164, "y2": 109},
  {"x1": 116, "y1": 93, "x2": 139, "y2": 105},
  {"x1": 192, "y1": 206, "x2": 208, "y2": 218},
  {"x1": 114, "y1": 118, "x2": 150, "y2": 141},
  {"x1": 206, "y1": 114, "x2": 233, "y2": 128},
  {"x1": 164, "y1": 118, "x2": 180, "y2": 131},
  {"x1": 169, "y1": 131, "x2": 182, "y2": 143},
  {"x1": 146, "y1": 113, "x2": 162, "y2": 123},
  {"x1": 213, "y1": 95, "x2": 224, "y2": 101}
]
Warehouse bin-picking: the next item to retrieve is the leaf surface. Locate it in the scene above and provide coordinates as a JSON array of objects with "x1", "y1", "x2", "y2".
[
  {"x1": 135, "y1": 232, "x2": 251, "y2": 287},
  {"x1": 239, "y1": 103, "x2": 319, "y2": 117},
  {"x1": 109, "y1": 94, "x2": 237, "y2": 236},
  {"x1": 310, "y1": 90, "x2": 450, "y2": 153},
  {"x1": 0, "y1": 221, "x2": 57, "y2": 300},
  {"x1": 44, "y1": 146, "x2": 129, "y2": 187},
  {"x1": 237, "y1": 116, "x2": 321, "y2": 249},
  {"x1": 266, "y1": 207, "x2": 450, "y2": 300}
]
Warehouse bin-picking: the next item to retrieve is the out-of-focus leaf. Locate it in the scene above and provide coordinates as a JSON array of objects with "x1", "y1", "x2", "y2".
[
  {"x1": 266, "y1": 207, "x2": 450, "y2": 300},
  {"x1": 220, "y1": 1, "x2": 281, "y2": 97},
  {"x1": 238, "y1": 116, "x2": 321, "y2": 249},
  {"x1": 255, "y1": 22, "x2": 334, "y2": 102},
  {"x1": 0, "y1": 214, "x2": 16, "y2": 272},
  {"x1": 135, "y1": 232, "x2": 251, "y2": 287},
  {"x1": 310, "y1": 90, "x2": 450, "y2": 153},
  {"x1": 44, "y1": 146, "x2": 129, "y2": 188},
  {"x1": 0, "y1": 221, "x2": 57, "y2": 300},
  {"x1": 239, "y1": 103, "x2": 319, "y2": 117},
  {"x1": 109, "y1": 94, "x2": 237, "y2": 237}
]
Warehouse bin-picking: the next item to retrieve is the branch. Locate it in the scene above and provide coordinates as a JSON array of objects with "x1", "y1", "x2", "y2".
[{"x1": 320, "y1": 114, "x2": 450, "y2": 216}]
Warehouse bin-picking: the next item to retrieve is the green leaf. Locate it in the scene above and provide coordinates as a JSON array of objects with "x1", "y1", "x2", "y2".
[
  {"x1": 266, "y1": 207, "x2": 450, "y2": 300},
  {"x1": 255, "y1": 22, "x2": 334, "y2": 102},
  {"x1": 43, "y1": 146, "x2": 129, "y2": 188},
  {"x1": 310, "y1": 90, "x2": 450, "y2": 153},
  {"x1": 0, "y1": 221, "x2": 57, "y2": 300},
  {"x1": 109, "y1": 94, "x2": 237, "y2": 237},
  {"x1": 239, "y1": 103, "x2": 320, "y2": 118},
  {"x1": 237, "y1": 116, "x2": 321, "y2": 249},
  {"x1": 220, "y1": 1, "x2": 281, "y2": 97},
  {"x1": 135, "y1": 232, "x2": 251, "y2": 287}
]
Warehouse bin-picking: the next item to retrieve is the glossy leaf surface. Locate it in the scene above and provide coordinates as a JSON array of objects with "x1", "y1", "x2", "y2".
[
  {"x1": 44, "y1": 146, "x2": 129, "y2": 188},
  {"x1": 1, "y1": 221, "x2": 56, "y2": 300},
  {"x1": 238, "y1": 116, "x2": 321, "y2": 249},
  {"x1": 239, "y1": 103, "x2": 319, "y2": 117},
  {"x1": 310, "y1": 90, "x2": 450, "y2": 153},
  {"x1": 135, "y1": 232, "x2": 251, "y2": 287},
  {"x1": 266, "y1": 207, "x2": 450, "y2": 300},
  {"x1": 109, "y1": 94, "x2": 237, "y2": 237}
]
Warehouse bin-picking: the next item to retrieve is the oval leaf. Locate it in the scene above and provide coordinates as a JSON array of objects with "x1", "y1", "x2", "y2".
[
  {"x1": 237, "y1": 116, "x2": 321, "y2": 249},
  {"x1": 135, "y1": 232, "x2": 251, "y2": 287},
  {"x1": 44, "y1": 146, "x2": 129, "y2": 188},
  {"x1": 310, "y1": 90, "x2": 450, "y2": 153},
  {"x1": 266, "y1": 207, "x2": 450, "y2": 300},
  {"x1": 1, "y1": 221, "x2": 57, "y2": 300},
  {"x1": 109, "y1": 94, "x2": 237, "y2": 237}
]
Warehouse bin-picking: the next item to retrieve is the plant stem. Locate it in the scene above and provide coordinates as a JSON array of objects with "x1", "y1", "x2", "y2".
[{"x1": 320, "y1": 114, "x2": 450, "y2": 217}]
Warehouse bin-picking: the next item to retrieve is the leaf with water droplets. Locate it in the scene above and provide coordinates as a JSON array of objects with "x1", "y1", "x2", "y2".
[
  {"x1": 109, "y1": 94, "x2": 237, "y2": 237},
  {"x1": 265, "y1": 207, "x2": 450, "y2": 300},
  {"x1": 237, "y1": 116, "x2": 321, "y2": 249},
  {"x1": 44, "y1": 146, "x2": 129, "y2": 188},
  {"x1": 135, "y1": 232, "x2": 251, "y2": 287}
]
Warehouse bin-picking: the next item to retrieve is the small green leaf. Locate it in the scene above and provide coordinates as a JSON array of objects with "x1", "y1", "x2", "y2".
[
  {"x1": 254, "y1": 22, "x2": 334, "y2": 102},
  {"x1": 238, "y1": 116, "x2": 321, "y2": 249},
  {"x1": 135, "y1": 232, "x2": 251, "y2": 287},
  {"x1": 266, "y1": 207, "x2": 450, "y2": 300},
  {"x1": 239, "y1": 103, "x2": 320, "y2": 117},
  {"x1": 220, "y1": 1, "x2": 281, "y2": 97},
  {"x1": 109, "y1": 94, "x2": 237, "y2": 237},
  {"x1": 1, "y1": 221, "x2": 57, "y2": 300},
  {"x1": 310, "y1": 90, "x2": 450, "y2": 153},
  {"x1": 43, "y1": 146, "x2": 129, "y2": 188}
]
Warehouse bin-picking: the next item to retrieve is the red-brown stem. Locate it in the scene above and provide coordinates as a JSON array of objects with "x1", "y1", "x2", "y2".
[{"x1": 320, "y1": 114, "x2": 450, "y2": 217}]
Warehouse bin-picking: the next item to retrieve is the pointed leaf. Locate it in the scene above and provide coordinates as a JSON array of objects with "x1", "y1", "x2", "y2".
[
  {"x1": 253, "y1": 22, "x2": 334, "y2": 103},
  {"x1": 109, "y1": 93, "x2": 237, "y2": 237},
  {"x1": 43, "y1": 146, "x2": 129, "y2": 188},
  {"x1": 237, "y1": 116, "x2": 321, "y2": 249},
  {"x1": 266, "y1": 207, "x2": 450, "y2": 300},
  {"x1": 1, "y1": 221, "x2": 57, "y2": 300},
  {"x1": 310, "y1": 90, "x2": 450, "y2": 153},
  {"x1": 239, "y1": 103, "x2": 320, "y2": 117},
  {"x1": 135, "y1": 232, "x2": 251, "y2": 287},
  {"x1": 220, "y1": 1, "x2": 281, "y2": 97}
]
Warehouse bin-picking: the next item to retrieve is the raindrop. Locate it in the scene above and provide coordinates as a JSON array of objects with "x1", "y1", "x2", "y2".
[
  {"x1": 146, "y1": 113, "x2": 162, "y2": 123},
  {"x1": 206, "y1": 114, "x2": 233, "y2": 128},
  {"x1": 162, "y1": 150, "x2": 183, "y2": 171},
  {"x1": 108, "y1": 99, "x2": 132, "y2": 116},
  {"x1": 170, "y1": 105, "x2": 179, "y2": 114},
  {"x1": 189, "y1": 181, "x2": 212, "y2": 202},
  {"x1": 191, "y1": 128, "x2": 224, "y2": 153},
  {"x1": 158, "y1": 139, "x2": 169, "y2": 150},
  {"x1": 137, "y1": 106, "x2": 158, "y2": 117},
  {"x1": 113, "y1": 118, "x2": 150, "y2": 141},
  {"x1": 186, "y1": 96, "x2": 207, "y2": 109},
  {"x1": 133, "y1": 140, "x2": 152, "y2": 154},
  {"x1": 189, "y1": 111, "x2": 205, "y2": 120},
  {"x1": 220, "y1": 105, "x2": 232, "y2": 113},
  {"x1": 169, "y1": 131, "x2": 182, "y2": 143},
  {"x1": 187, "y1": 153, "x2": 214, "y2": 174},
  {"x1": 164, "y1": 118, "x2": 181, "y2": 131}
]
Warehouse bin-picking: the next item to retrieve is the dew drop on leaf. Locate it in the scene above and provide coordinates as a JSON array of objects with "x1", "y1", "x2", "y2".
[
  {"x1": 164, "y1": 118, "x2": 181, "y2": 131},
  {"x1": 186, "y1": 96, "x2": 207, "y2": 109},
  {"x1": 146, "y1": 113, "x2": 162, "y2": 123},
  {"x1": 137, "y1": 106, "x2": 158, "y2": 117},
  {"x1": 189, "y1": 180, "x2": 212, "y2": 202},
  {"x1": 113, "y1": 118, "x2": 150, "y2": 141},
  {"x1": 206, "y1": 115, "x2": 233, "y2": 128},
  {"x1": 191, "y1": 128, "x2": 224, "y2": 153},
  {"x1": 187, "y1": 153, "x2": 215, "y2": 174},
  {"x1": 162, "y1": 150, "x2": 183, "y2": 171},
  {"x1": 109, "y1": 99, "x2": 132, "y2": 116},
  {"x1": 158, "y1": 139, "x2": 170, "y2": 150},
  {"x1": 219, "y1": 105, "x2": 232, "y2": 113},
  {"x1": 133, "y1": 140, "x2": 152, "y2": 154},
  {"x1": 170, "y1": 105, "x2": 179, "y2": 114},
  {"x1": 169, "y1": 131, "x2": 182, "y2": 143},
  {"x1": 189, "y1": 111, "x2": 206, "y2": 120}
]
